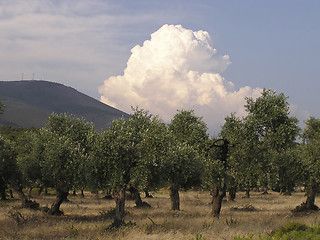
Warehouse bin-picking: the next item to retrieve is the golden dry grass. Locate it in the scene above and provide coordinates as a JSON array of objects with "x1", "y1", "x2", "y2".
[{"x1": 0, "y1": 190, "x2": 319, "y2": 240}]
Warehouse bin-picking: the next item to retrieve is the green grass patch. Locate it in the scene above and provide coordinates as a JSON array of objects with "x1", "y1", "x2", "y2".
[{"x1": 235, "y1": 222, "x2": 320, "y2": 240}]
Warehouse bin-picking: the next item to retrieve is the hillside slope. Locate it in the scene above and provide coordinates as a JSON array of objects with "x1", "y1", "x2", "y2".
[{"x1": 0, "y1": 80, "x2": 129, "y2": 130}]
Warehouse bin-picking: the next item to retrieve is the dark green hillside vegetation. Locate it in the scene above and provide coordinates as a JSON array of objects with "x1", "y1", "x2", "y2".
[
  {"x1": 0, "y1": 126, "x2": 36, "y2": 141},
  {"x1": 0, "y1": 80, "x2": 128, "y2": 130},
  {"x1": 0, "y1": 101, "x2": 4, "y2": 114}
]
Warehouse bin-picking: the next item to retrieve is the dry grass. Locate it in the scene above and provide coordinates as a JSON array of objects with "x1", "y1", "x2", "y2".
[{"x1": 0, "y1": 190, "x2": 319, "y2": 240}]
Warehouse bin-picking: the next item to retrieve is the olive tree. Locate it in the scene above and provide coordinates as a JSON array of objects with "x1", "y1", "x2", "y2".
[
  {"x1": 46, "y1": 113, "x2": 95, "y2": 196},
  {"x1": 203, "y1": 138, "x2": 231, "y2": 217},
  {"x1": 294, "y1": 117, "x2": 320, "y2": 211},
  {"x1": 42, "y1": 129, "x2": 84, "y2": 215},
  {"x1": 220, "y1": 114, "x2": 261, "y2": 199},
  {"x1": 245, "y1": 89, "x2": 300, "y2": 193},
  {"x1": 92, "y1": 108, "x2": 167, "y2": 227},
  {"x1": 163, "y1": 140, "x2": 204, "y2": 210},
  {"x1": 91, "y1": 118, "x2": 129, "y2": 226},
  {"x1": 29, "y1": 113, "x2": 96, "y2": 215},
  {"x1": 0, "y1": 128, "x2": 42, "y2": 207},
  {"x1": 0, "y1": 135, "x2": 18, "y2": 200},
  {"x1": 127, "y1": 108, "x2": 168, "y2": 206},
  {"x1": 167, "y1": 109, "x2": 208, "y2": 210},
  {"x1": 16, "y1": 130, "x2": 47, "y2": 196}
]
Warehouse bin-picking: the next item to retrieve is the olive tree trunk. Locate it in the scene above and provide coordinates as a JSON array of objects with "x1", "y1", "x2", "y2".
[
  {"x1": 245, "y1": 188, "x2": 250, "y2": 198},
  {"x1": 16, "y1": 187, "x2": 26, "y2": 201},
  {"x1": 228, "y1": 187, "x2": 236, "y2": 201},
  {"x1": 133, "y1": 188, "x2": 143, "y2": 206},
  {"x1": 38, "y1": 186, "x2": 43, "y2": 196},
  {"x1": 113, "y1": 188, "x2": 126, "y2": 227},
  {"x1": 49, "y1": 190, "x2": 69, "y2": 215},
  {"x1": 9, "y1": 189, "x2": 14, "y2": 198},
  {"x1": 306, "y1": 180, "x2": 318, "y2": 209},
  {"x1": 293, "y1": 180, "x2": 319, "y2": 212},
  {"x1": 211, "y1": 185, "x2": 226, "y2": 218},
  {"x1": 130, "y1": 187, "x2": 151, "y2": 208},
  {"x1": 16, "y1": 186, "x2": 39, "y2": 209},
  {"x1": 170, "y1": 186, "x2": 180, "y2": 211}
]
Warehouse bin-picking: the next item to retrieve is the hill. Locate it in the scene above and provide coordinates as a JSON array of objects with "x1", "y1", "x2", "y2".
[{"x1": 0, "y1": 80, "x2": 129, "y2": 130}]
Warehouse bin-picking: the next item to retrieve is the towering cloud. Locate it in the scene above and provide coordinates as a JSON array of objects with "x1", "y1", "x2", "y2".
[{"x1": 99, "y1": 24, "x2": 262, "y2": 134}]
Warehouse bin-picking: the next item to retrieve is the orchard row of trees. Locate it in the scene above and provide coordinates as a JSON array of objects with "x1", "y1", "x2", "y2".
[{"x1": 1, "y1": 89, "x2": 320, "y2": 227}]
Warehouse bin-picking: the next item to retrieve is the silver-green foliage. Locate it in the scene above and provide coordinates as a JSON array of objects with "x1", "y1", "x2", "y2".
[
  {"x1": 0, "y1": 135, "x2": 18, "y2": 198},
  {"x1": 92, "y1": 108, "x2": 167, "y2": 192},
  {"x1": 244, "y1": 89, "x2": 300, "y2": 191}
]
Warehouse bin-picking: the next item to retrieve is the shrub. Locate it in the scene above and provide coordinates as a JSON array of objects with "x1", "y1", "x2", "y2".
[
  {"x1": 234, "y1": 222, "x2": 320, "y2": 240},
  {"x1": 272, "y1": 222, "x2": 320, "y2": 240}
]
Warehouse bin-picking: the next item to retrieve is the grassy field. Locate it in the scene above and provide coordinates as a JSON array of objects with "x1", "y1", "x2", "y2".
[{"x1": 0, "y1": 190, "x2": 319, "y2": 240}]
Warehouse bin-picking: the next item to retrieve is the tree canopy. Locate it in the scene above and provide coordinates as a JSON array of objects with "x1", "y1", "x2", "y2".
[
  {"x1": 245, "y1": 89, "x2": 300, "y2": 193},
  {"x1": 294, "y1": 117, "x2": 320, "y2": 211},
  {"x1": 0, "y1": 135, "x2": 18, "y2": 200}
]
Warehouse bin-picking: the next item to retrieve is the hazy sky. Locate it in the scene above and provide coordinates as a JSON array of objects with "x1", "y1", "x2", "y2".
[{"x1": 1, "y1": 0, "x2": 319, "y2": 134}]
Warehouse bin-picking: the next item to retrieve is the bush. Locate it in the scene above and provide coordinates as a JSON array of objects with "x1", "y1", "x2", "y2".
[
  {"x1": 272, "y1": 222, "x2": 320, "y2": 240},
  {"x1": 234, "y1": 222, "x2": 320, "y2": 240}
]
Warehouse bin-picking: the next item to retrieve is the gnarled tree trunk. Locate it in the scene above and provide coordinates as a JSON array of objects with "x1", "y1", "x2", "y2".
[
  {"x1": 38, "y1": 186, "x2": 43, "y2": 196},
  {"x1": 16, "y1": 186, "x2": 27, "y2": 203},
  {"x1": 211, "y1": 184, "x2": 226, "y2": 218},
  {"x1": 170, "y1": 186, "x2": 180, "y2": 211},
  {"x1": 306, "y1": 180, "x2": 318, "y2": 209},
  {"x1": 133, "y1": 187, "x2": 143, "y2": 206},
  {"x1": 128, "y1": 187, "x2": 142, "y2": 206},
  {"x1": 16, "y1": 186, "x2": 39, "y2": 209},
  {"x1": 113, "y1": 188, "x2": 126, "y2": 227},
  {"x1": 245, "y1": 188, "x2": 250, "y2": 198},
  {"x1": 228, "y1": 177, "x2": 236, "y2": 201},
  {"x1": 131, "y1": 187, "x2": 151, "y2": 208},
  {"x1": 228, "y1": 187, "x2": 236, "y2": 201},
  {"x1": 9, "y1": 189, "x2": 14, "y2": 198},
  {"x1": 49, "y1": 189, "x2": 69, "y2": 215},
  {"x1": 293, "y1": 180, "x2": 319, "y2": 212}
]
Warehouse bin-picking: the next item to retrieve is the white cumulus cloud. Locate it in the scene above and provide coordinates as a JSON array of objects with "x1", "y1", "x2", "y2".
[{"x1": 99, "y1": 24, "x2": 262, "y2": 134}]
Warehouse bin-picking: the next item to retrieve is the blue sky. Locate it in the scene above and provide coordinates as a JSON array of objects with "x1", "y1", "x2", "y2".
[{"x1": 1, "y1": 0, "x2": 319, "y2": 133}]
